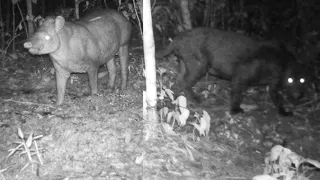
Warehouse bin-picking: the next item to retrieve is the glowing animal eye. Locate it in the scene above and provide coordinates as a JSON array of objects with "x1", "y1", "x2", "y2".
[
  {"x1": 300, "y1": 78, "x2": 305, "y2": 83},
  {"x1": 288, "y1": 78, "x2": 293, "y2": 83},
  {"x1": 45, "y1": 35, "x2": 50, "y2": 40}
]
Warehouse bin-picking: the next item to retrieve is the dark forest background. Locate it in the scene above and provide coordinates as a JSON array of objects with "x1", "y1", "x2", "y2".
[{"x1": 0, "y1": 0, "x2": 319, "y2": 65}]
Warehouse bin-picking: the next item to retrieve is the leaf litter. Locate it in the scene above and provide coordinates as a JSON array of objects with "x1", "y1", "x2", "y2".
[{"x1": 0, "y1": 41, "x2": 320, "y2": 180}]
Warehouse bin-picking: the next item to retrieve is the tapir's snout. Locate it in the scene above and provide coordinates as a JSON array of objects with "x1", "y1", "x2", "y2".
[
  {"x1": 23, "y1": 41, "x2": 44, "y2": 55},
  {"x1": 24, "y1": 41, "x2": 32, "y2": 49}
]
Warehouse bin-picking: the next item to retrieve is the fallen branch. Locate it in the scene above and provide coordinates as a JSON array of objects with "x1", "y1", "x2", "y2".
[{"x1": 0, "y1": 99, "x2": 55, "y2": 109}]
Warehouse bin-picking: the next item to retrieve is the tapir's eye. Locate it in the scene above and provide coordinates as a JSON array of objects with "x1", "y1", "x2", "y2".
[
  {"x1": 44, "y1": 35, "x2": 50, "y2": 40},
  {"x1": 288, "y1": 78, "x2": 293, "y2": 83},
  {"x1": 300, "y1": 78, "x2": 305, "y2": 83}
]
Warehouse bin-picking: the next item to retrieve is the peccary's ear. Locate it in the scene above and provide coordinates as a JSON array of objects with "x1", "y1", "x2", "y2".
[{"x1": 55, "y1": 16, "x2": 65, "y2": 32}]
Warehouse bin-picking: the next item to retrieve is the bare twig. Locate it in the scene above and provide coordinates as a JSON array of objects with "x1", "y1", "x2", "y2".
[
  {"x1": 0, "y1": 166, "x2": 12, "y2": 180},
  {"x1": 1, "y1": 33, "x2": 21, "y2": 67},
  {"x1": 132, "y1": 0, "x2": 143, "y2": 37},
  {"x1": 16, "y1": 3, "x2": 28, "y2": 38},
  {"x1": 216, "y1": 177, "x2": 248, "y2": 180}
]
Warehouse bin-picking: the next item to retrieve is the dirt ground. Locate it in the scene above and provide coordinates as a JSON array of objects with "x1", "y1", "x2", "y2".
[{"x1": 0, "y1": 33, "x2": 320, "y2": 180}]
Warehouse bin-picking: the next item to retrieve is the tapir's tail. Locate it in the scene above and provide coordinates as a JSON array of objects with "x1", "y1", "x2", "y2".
[{"x1": 155, "y1": 39, "x2": 176, "y2": 59}]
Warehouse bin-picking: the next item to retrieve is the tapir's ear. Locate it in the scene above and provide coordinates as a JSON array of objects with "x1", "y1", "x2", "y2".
[
  {"x1": 55, "y1": 16, "x2": 65, "y2": 32},
  {"x1": 38, "y1": 18, "x2": 45, "y2": 26}
]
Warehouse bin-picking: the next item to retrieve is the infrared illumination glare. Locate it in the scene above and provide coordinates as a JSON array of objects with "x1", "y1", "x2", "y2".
[
  {"x1": 300, "y1": 78, "x2": 305, "y2": 83},
  {"x1": 288, "y1": 78, "x2": 293, "y2": 83},
  {"x1": 45, "y1": 35, "x2": 50, "y2": 40}
]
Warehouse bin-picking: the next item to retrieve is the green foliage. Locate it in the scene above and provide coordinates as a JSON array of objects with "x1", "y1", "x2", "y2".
[
  {"x1": 54, "y1": 7, "x2": 75, "y2": 20},
  {"x1": 118, "y1": 0, "x2": 139, "y2": 20},
  {"x1": 156, "y1": 67, "x2": 211, "y2": 138},
  {"x1": 81, "y1": 0, "x2": 102, "y2": 12},
  {"x1": 151, "y1": 0, "x2": 320, "y2": 45}
]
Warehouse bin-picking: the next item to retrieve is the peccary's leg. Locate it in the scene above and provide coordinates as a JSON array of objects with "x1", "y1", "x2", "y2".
[
  {"x1": 106, "y1": 57, "x2": 116, "y2": 89},
  {"x1": 119, "y1": 44, "x2": 129, "y2": 90},
  {"x1": 55, "y1": 69, "x2": 71, "y2": 105},
  {"x1": 87, "y1": 66, "x2": 99, "y2": 94}
]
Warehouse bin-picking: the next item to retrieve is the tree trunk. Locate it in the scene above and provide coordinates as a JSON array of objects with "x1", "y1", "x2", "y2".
[
  {"x1": 294, "y1": 0, "x2": 304, "y2": 41},
  {"x1": 11, "y1": 3, "x2": 15, "y2": 52},
  {"x1": 74, "y1": 0, "x2": 85, "y2": 19},
  {"x1": 0, "y1": 0, "x2": 4, "y2": 50},
  {"x1": 26, "y1": 0, "x2": 34, "y2": 34},
  {"x1": 204, "y1": 0, "x2": 214, "y2": 27},
  {"x1": 75, "y1": 0, "x2": 79, "y2": 19},
  {"x1": 143, "y1": 0, "x2": 158, "y2": 141},
  {"x1": 6, "y1": 0, "x2": 11, "y2": 34},
  {"x1": 179, "y1": 0, "x2": 192, "y2": 30},
  {"x1": 41, "y1": 0, "x2": 45, "y2": 17},
  {"x1": 239, "y1": 0, "x2": 245, "y2": 30},
  {"x1": 102, "y1": 0, "x2": 107, "y2": 8}
]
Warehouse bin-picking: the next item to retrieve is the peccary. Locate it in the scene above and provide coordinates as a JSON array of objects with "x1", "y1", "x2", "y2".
[{"x1": 24, "y1": 9, "x2": 132, "y2": 105}]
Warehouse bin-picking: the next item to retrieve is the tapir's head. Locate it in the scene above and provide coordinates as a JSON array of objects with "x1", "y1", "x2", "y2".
[
  {"x1": 273, "y1": 43, "x2": 307, "y2": 100},
  {"x1": 283, "y1": 64, "x2": 307, "y2": 100},
  {"x1": 24, "y1": 16, "x2": 65, "y2": 55}
]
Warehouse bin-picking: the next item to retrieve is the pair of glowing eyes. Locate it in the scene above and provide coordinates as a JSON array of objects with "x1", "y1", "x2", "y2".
[{"x1": 287, "y1": 77, "x2": 305, "y2": 84}]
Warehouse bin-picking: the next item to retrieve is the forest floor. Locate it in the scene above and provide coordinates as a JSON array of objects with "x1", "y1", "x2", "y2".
[{"x1": 0, "y1": 32, "x2": 320, "y2": 180}]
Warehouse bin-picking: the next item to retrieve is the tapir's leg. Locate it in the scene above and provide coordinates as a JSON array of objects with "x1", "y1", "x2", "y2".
[
  {"x1": 119, "y1": 44, "x2": 129, "y2": 90},
  {"x1": 229, "y1": 63, "x2": 253, "y2": 114},
  {"x1": 171, "y1": 59, "x2": 187, "y2": 95},
  {"x1": 229, "y1": 78, "x2": 246, "y2": 115},
  {"x1": 269, "y1": 82, "x2": 293, "y2": 116},
  {"x1": 87, "y1": 66, "x2": 99, "y2": 94},
  {"x1": 181, "y1": 54, "x2": 208, "y2": 103},
  {"x1": 55, "y1": 69, "x2": 71, "y2": 105},
  {"x1": 176, "y1": 59, "x2": 186, "y2": 87},
  {"x1": 106, "y1": 57, "x2": 116, "y2": 89}
]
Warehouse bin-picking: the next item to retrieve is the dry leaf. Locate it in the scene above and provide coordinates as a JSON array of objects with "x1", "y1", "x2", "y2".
[
  {"x1": 165, "y1": 88, "x2": 174, "y2": 101},
  {"x1": 252, "y1": 174, "x2": 277, "y2": 180},
  {"x1": 177, "y1": 96, "x2": 189, "y2": 126},
  {"x1": 18, "y1": 128, "x2": 24, "y2": 139},
  {"x1": 161, "y1": 123, "x2": 177, "y2": 136},
  {"x1": 135, "y1": 151, "x2": 145, "y2": 164},
  {"x1": 270, "y1": 145, "x2": 284, "y2": 161},
  {"x1": 178, "y1": 108, "x2": 189, "y2": 126},
  {"x1": 190, "y1": 111, "x2": 211, "y2": 136}
]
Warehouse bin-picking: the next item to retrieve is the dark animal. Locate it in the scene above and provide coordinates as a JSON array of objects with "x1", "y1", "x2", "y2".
[
  {"x1": 24, "y1": 10, "x2": 132, "y2": 105},
  {"x1": 157, "y1": 28, "x2": 306, "y2": 116}
]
